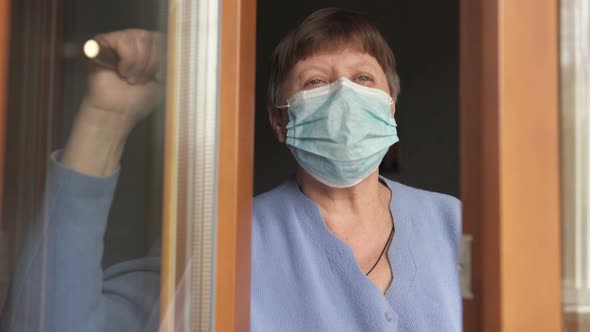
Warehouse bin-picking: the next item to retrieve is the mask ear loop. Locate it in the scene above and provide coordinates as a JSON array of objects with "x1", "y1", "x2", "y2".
[
  {"x1": 272, "y1": 103, "x2": 290, "y2": 142},
  {"x1": 274, "y1": 103, "x2": 289, "y2": 109}
]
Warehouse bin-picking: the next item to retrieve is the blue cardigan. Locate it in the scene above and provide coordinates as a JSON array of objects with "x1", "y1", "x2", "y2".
[{"x1": 1, "y1": 154, "x2": 462, "y2": 331}]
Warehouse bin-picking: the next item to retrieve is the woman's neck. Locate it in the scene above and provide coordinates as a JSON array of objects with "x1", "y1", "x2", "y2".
[{"x1": 296, "y1": 168, "x2": 390, "y2": 227}]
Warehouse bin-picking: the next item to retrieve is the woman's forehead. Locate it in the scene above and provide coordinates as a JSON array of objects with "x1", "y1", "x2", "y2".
[{"x1": 292, "y1": 47, "x2": 382, "y2": 73}]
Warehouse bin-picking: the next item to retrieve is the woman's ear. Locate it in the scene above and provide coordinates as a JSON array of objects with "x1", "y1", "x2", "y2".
[{"x1": 267, "y1": 104, "x2": 288, "y2": 143}]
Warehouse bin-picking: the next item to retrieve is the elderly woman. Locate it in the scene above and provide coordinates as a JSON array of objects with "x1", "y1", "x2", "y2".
[{"x1": 2, "y1": 8, "x2": 461, "y2": 332}]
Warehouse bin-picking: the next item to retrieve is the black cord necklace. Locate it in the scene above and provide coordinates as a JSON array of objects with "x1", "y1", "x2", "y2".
[
  {"x1": 365, "y1": 218, "x2": 395, "y2": 276},
  {"x1": 296, "y1": 180, "x2": 394, "y2": 276}
]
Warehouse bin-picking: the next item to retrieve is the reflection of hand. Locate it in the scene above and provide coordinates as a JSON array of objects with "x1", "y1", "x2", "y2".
[
  {"x1": 62, "y1": 29, "x2": 165, "y2": 177},
  {"x1": 85, "y1": 29, "x2": 165, "y2": 130}
]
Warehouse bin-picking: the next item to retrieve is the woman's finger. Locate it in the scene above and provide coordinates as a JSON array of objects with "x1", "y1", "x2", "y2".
[
  {"x1": 127, "y1": 31, "x2": 151, "y2": 83},
  {"x1": 92, "y1": 30, "x2": 149, "y2": 83},
  {"x1": 138, "y1": 33, "x2": 161, "y2": 83}
]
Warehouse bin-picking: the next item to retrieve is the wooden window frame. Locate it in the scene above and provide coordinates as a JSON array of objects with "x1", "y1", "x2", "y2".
[
  {"x1": 460, "y1": 0, "x2": 562, "y2": 331},
  {"x1": 215, "y1": 0, "x2": 256, "y2": 330},
  {"x1": 0, "y1": 0, "x2": 11, "y2": 312}
]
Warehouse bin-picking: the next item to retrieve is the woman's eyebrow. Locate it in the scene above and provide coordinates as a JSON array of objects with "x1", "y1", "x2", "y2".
[
  {"x1": 297, "y1": 63, "x2": 330, "y2": 79},
  {"x1": 346, "y1": 60, "x2": 378, "y2": 72}
]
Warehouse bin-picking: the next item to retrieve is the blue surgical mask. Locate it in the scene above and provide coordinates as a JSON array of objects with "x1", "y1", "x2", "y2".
[{"x1": 276, "y1": 77, "x2": 399, "y2": 188}]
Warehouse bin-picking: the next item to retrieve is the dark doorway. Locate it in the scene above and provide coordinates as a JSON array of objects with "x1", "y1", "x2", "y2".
[{"x1": 254, "y1": 1, "x2": 460, "y2": 198}]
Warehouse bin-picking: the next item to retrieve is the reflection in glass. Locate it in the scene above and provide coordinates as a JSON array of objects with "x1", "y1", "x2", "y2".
[
  {"x1": 0, "y1": 0, "x2": 175, "y2": 330},
  {"x1": 160, "y1": 0, "x2": 220, "y2": 330},
  {"x1": 561, "y1": 0, "x2": 590, "y2": 331}
]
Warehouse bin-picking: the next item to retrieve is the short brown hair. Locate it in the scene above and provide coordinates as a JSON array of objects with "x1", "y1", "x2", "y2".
[{"x1": 267, "y1": 8, "x2": 400, "y2": 106}]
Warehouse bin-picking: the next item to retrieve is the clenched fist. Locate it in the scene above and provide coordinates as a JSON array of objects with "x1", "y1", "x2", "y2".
[{"x1": 62, "y1": 29, "x2": 166, "y2": 176}]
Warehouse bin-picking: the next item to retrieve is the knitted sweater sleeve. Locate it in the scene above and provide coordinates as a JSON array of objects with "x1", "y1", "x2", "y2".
[{"x1": 1, "y1": 152, "x2": 160, "y2": 332}]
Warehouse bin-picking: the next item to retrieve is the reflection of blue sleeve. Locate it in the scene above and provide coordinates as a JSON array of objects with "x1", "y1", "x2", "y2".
[{"x1": 1, "y1": 152, "x2": 160, "y2": 332}]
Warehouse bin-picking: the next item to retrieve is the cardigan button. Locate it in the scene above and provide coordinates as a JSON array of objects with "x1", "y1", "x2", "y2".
[{"x1": 384, "y1": 311, "x2": 393, "y2": 322}]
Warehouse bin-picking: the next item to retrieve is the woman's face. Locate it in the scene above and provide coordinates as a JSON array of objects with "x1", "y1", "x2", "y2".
[{"x1": 270, "y1": 46, "x2": 395, "y2": 143}]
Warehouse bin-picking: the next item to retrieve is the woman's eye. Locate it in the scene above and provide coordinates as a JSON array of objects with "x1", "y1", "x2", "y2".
[
  {"x1": 303, "y1": 79, "x2": 325, "y2": 87},
  {"x1": 356, "y1": 75, "x2": 374, "y2": 84}
]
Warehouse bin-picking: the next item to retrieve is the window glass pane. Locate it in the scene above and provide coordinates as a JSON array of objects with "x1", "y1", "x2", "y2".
[
  {"x1": 159, "y1": 0, "x2": 221, "y2": 329},
  {"x1": 560, "y1": 0, "x2": 590, "y2": 331},
  {"x1": 0, "y1": 0, "x2": 186, "y2": 330}
]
